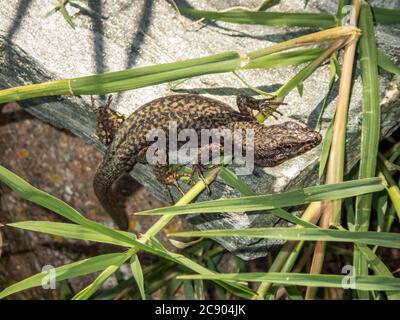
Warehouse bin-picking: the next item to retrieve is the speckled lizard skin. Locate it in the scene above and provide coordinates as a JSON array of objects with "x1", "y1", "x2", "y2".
[{"x1": 92, "y1": 94, "x2": 321, "y2": 230}]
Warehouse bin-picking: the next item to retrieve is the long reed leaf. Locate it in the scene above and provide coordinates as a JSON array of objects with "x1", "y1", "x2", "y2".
[
  {"x1": 353, "y1": 2, "x2": 381, "y2": 299},
  {"x1": 219, "y1": 167, "x2": 317, "y2": 228},
  {"x1": 177, "y1": 273, "x2": 400, "y2": 291},
  {"x1": 72, "y1": 249, "x2": 134, "y2": 300},
  {"x1": 0, "y1": 27, "x2": 360, "y2": 104},
  {"x1": 136, "y1": 178, "x2": 383, "y2": 216},
  {"x1": 244, "y1": 48, "x2": 324, "y2": 69},
  {"x1": 377, "y1": 49, "x2": 400, "y2": 76},
  {"x1": 180, "y1": 8, "x2": 336, "y2": 28},
  {"x1": 170, "y1": 227, "x2": 400, "y2": 249},
  {"x1": 357, "y1": 244, "x2": 400, "y2": 300},
  {"x1": 0, "y1": 253, "x2": 126, "y2": 299},
  {"x1": 371, "y1": 6, "x2": 400, "y2": 24},
  {"x1": 8, "y1": 221, "x2": 135, "y2": 247}
]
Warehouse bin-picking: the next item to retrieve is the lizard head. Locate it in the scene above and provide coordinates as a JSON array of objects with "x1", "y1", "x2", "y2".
[{"x1": 253, "y1": 121, "x2": 322, "y2": 167}]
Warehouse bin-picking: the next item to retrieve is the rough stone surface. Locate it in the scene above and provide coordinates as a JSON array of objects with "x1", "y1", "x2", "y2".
[{"x1": 0, "y1": 0, "x2": 399, "y2": 260}]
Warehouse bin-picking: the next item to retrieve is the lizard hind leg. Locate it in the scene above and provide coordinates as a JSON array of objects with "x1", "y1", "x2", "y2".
[
  {"x1": 91, "y1": 95, "x2": 126, "y2": 145},
  {"x1": 153, "y1": 164, "x2": 190, "y2": 203}
]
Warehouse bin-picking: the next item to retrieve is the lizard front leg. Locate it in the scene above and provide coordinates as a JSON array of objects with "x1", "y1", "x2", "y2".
[{"x1": 91, "y1": 95, "x2": 126, "y2": 145}]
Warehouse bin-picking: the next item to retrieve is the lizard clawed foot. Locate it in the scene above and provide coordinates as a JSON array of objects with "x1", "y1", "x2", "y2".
[
  {"x1": 173, "y1": 181, "x2": 185, "y2": 196},
  {"x1": 153, "y1": 164, "x2": 190, "y2": 202},
  {"x1": 165, "y1": 182, "x2": 185, "y2": 205},
  {"x1": 154, "y1": 163, "x2": 213, "y2": 199},
  {"x1": 166, "y1": 176, "x2": 190, "y2": 204},
  {"x1": 236, "y1": 95, "x2": 286, "y2": 120},
  {"x1": 257, "y1": 99, "x2": 285, "y2": 120},
  {"x1": 91, "y1": 95, "x2": 126, "y2": 145},
  {"x1": 192, "y1": 164, "x2": 211, "y2": 195},
  {"x1": 90, "y1": 95, "x2": 113, "y2": 112}
]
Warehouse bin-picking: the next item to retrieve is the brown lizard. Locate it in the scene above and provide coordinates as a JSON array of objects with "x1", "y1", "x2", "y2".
[{"x1": 92, "y1": 94, "x2": 321, "y2": 230}]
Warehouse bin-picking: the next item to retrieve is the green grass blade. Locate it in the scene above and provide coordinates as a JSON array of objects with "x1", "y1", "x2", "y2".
[
  {"x1": 379, "y1": 161, "x2": 400, "y2": 222},
  {"x1": 258, "y1": 0, "x2": 281, "y2": 11},
  {"x1": 136, "y1": 178, "x2": 384, "y2": 216},
  {"x1": 73, "y1": 266, "x2": 122, "y2": 300},
  {"x1": 177, "y1": 273, "x2": 400, "y2": 291},
  {"x1": 219, "y1": 167, "x2": 317, "y2": 228},
  {"x1": 72, "y1": 58, "x2": 240, "y2": 96},
  {"x1": 96, "y1": 243, "x2": 213, "y2": 300},
  {"x1": 219, "y1": 167, "x2": 255, "y2": 196},
  {"x1": 0, "y1": 52, "x2": 240, "y2": 103},
  {"x1": 316, "y1": 53, "x2": 339, "y2": 130},
  {"x1": 9, "y1": 218, "x2": 252, "y2": 298},
  {"x1": 77, "y1": 52, "x2": 240, "y2": 85},
  {"x1": 1, "y1": 166, "x2": 255, "y2": 299},
  {"x1": 130, "y1": 254, "x2": 146, "y2": 300},
  {"x1": 285, "y1": 286, "x2": 304, "y2": 300},
  {"x1": 244, "y1": 48, "x2": 325, "y2": 69},
  {"x1": 0, "y1": 165, "x2": 139, "y2": 247},
  {"x1": 371, "y1": 6, "x2": 400, "y2": 25},
  {"x1": 319, "y1": 120, "x2": 334, "y2": 177},
  {"x1": 274, "y1": 40, "x2": 344, "y2": 98},
  {"x1": 0, "y1": 253, "x2": 126, "y2": 299},
  {"x1": 183, "y1": 281, "x2": 195, "y2": 300},
  {"x1": 377, "y1": 49, "x2": 400, "y2": 76},
  {"x1": 389, "y1": 148, "x2": 400, "y2": 163},
  {"x1": 373, "y1": 190, "x2": 387, "y2": 232},
  {"x1": 59, "y1": 4, "x2": 76, "y2": 29},
  {"x1": 44, "y1": 5, "x2": 60, "y2": 18},
  {"x1": 72, "y1": 249, "x2": 133, "y2": 300},
  {"x1": 8, "y1": 221, "x2": 135, "y2": 247},
  {"x1": 357, "y1": 244, "x2": 400, "y2": 300},
  {"x1": 335, "y1": 0, "x2": 350, "y2": 24},
  {"x1": 193, "y1": 280, "x2": 205, "y2": 300},
  {"x1": 354, "y1": 3, "x2": 381, "y2": 299},
  {"x1": 170, "y1": 227, "x2": 400, "y2": 249},
  {"x1": 147, "y1": 237, "x2": 256, "y2": 299},
  {"x1": 387, "y1": 184, "x2": 400, "y2": 222},
  {"x1": 256, "y1": 240, "x2": 305, "y2": 299},
  {"x1": 0, "y1": 165, "x2": 220, "y2": 258},
  {"x1": 180, "y1": 8, "x2": 336, "y2": 28},
  {"x1": 0, "y1": 26, "x2": 359, "y2": 104}
]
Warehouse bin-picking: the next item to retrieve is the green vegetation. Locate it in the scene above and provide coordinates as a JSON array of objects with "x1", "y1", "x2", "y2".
[{"x1": 0, "y1": 0, "x2": 399, "y2": 300}]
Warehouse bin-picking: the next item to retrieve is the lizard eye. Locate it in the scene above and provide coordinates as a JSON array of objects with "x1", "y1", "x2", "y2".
[{"x1": 282, "y1": 144, "x2": 293, "y2": 151}]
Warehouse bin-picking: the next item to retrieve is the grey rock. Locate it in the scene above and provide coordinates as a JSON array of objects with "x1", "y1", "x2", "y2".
[{"x1": 0, "y1": 0, "x2": 399, "y2": 260}]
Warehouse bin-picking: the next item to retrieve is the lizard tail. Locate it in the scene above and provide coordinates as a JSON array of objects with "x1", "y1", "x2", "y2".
[{"x1": 93, "y1": 160, "x2": 130, "y2": 230}]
